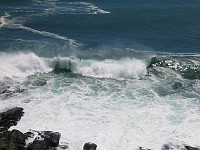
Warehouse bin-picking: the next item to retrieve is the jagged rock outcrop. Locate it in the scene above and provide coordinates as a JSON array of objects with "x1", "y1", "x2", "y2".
[
  {"x1": 26, "y1": 130, "x2": 62, "y2": 150},
  {"x1": 83, "y1": 142, "x2": 97, "y2": 150},
  {"x1": 0, "y1": 129, "x2": 26, "y2": 150},
  {"x1": 0, "y1": 107, "x2": 24, "y2": 132}
]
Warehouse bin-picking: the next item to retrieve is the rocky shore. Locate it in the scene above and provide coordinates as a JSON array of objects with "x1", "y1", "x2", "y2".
[{"x1": 0, "y1": 107, "x2": 199, "y2": 150}]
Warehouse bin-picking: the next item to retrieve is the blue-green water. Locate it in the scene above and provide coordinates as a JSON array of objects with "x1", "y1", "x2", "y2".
[{"x1": 0, "y1": 0, "x2": 200, "y2": 149}]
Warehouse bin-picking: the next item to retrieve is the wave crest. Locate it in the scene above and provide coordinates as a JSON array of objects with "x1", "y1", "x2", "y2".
[
  {"x1": 48, "y1": 57, "x2": 147, "y2": 79},
  {"x1": 0, "y1": 53, "x2": 51, "y2": 81}
]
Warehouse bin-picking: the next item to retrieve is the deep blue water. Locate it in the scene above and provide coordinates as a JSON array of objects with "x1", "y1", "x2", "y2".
[{"x1": 0, "y1": 0, "x2": 200, "y2": 56}]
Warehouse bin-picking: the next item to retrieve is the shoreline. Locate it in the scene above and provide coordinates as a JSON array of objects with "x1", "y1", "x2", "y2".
[{"x1": 0, "y1": 107, "x2": 199, "y2": 150}]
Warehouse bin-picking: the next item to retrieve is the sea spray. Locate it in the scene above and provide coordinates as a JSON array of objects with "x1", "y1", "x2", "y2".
[{"x1": 0, "y1": 52, "x2": 51, "y2": 81}]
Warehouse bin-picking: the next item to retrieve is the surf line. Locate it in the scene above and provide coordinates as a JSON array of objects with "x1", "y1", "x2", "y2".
[{"x1": 0, "y1": 14, "x2": 82, "y2": 48}]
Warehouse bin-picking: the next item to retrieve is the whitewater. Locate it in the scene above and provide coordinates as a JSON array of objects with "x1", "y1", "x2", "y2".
[{"x1": 0, "y1": 52, "x2": 199, "y2": 150}]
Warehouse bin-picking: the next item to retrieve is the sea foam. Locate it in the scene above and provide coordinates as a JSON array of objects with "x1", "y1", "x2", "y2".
[
  {"x1": 72, "y1": 58, "x2": 147, "y2": 79},
  {"x1": 0, "y1": 52, "x2": 51, "y2": 81}
]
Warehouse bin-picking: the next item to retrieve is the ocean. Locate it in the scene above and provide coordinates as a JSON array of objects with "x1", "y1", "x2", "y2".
[{"x1": 0, "y1": 0, "x2": 200, "y2": 149}]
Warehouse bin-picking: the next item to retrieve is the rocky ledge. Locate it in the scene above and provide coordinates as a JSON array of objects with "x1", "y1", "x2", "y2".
[
  {"x1": 0, "y1": 107, "x2": 24, "y2": 132},
  {"x1": 0, "y1": 107, "x2": 199, "y2": 150},
  {"x1": 0, "y1": 107, "x2": 96, "y2": 150}
]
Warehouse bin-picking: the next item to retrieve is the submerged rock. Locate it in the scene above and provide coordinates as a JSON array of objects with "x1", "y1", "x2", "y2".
[
  {"x1": 172, "y1": 82, "x2": 183, "y2": 89},
  {"x1": 181, "y1": 69, "x2": 200, "y2": 80},
  {"x1": 0, "y1": 107, "x2": 24, "y2": 132},
  {"x1": 0, "y1": 82, "x2": 26, "y2": 99},
  {"x1": 23, "y1": 78, "x2": 47, "y2": 87},
  {"x1": 32, "y1": 78, "x2": 47, "y2": 86},
  {"x1": 83, "y1": 142, "x2": 97, "y2": 150}
]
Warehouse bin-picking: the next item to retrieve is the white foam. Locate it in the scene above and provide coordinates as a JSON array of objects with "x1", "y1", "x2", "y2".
[
  {"x1": 72, "y1": 58, "x2": 147, "y2": 79},
  {"x1": 0, "y1": 52, "x2": 51, "y2": 81},
  {"x1": 77, "y1": 2, "x2": 111, "y2": 14},
  {"x1": 5, "y1": 72, "x2": 200, "y2": 150},
  {"x1": 32, "y1": 1, "x2": 110, "y2": 15}
]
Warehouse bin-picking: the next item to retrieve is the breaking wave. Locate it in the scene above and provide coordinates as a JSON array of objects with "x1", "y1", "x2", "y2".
[
  {"x1": 1, "y1": 52, "x2": 199, "y2": 81},
  {"x1": 0, "y1": 52, "x2": 147, "y2": 80},
  {"x1": 0, "y1": 53, "x2": 51, "y2": 81},
  {"x1": 49, "y1": 57, "x2": 148, "y2": 79}
]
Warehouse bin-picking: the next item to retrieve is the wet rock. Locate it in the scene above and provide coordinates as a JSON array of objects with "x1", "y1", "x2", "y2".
[
  {"x1": 0, "y1": 107, "x2": 24, "y2": 132},
  {"x1": 27, "y1": 139, "x2": 48, "y2": 150},
  {"x1": 40, "y1": 131, "x2": 61, "y2": 147},
  {"x1": 83, "y1": 142, "x2": 97, "y2": 150},
  {"x1": 58, "y1": 144, "x2": 69, "y2": 149},
  {"x1": 0, "y1": 129, "x2": 26, "y2": 150},
  {"x1": 24, "y1": 131, "x2": 35, "y2": 139},
  {"x1": 138, "y1": 147, "x2": 151, "y2": 150},
  {"x1": 26, "y1": 130, "x2": 61, "y2": 150},
  {"x1": 162, "y1": 143, "x2": 200, "y2": 150},
  {"x1": 185, "y1": 145, "x2": 200, "y2": 150}
]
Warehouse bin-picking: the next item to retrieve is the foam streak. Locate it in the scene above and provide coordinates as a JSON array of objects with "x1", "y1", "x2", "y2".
[{"x1": 0, "y1": 13, "x2": 81, "y2": 48}]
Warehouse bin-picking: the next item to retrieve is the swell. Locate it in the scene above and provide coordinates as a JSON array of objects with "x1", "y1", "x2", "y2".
[{"x1": 0, "y1": 13, "x2": 81, "y2": 48}]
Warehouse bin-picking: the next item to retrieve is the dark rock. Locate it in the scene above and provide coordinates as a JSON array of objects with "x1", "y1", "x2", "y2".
[
  {"x1": 138, "y1": 147, "x2": 151, "y2": 150},
  {"x1": 26, "y1": 130, "x2": 61, "y2": 150},
  {"x1": 162, "y1": 143, "x2": 185, "y2": 150},
  {"x1": 40, "y1": 131, "x2": 61, "y2": 147},
  {"x1": 27, "y1": 139, "x2": 48, "y2": 150},
  {"x1": 58, "y1": 144, "x2": 69, "y2": 149},
  {"x1": 24, "y1": 131, "x2": 35, "y2": 139},
  {"x1": 162, "y1": 144, "x2": 170, "y2": 150},
  {"x1": 83, "y1": 142, "x2": 97, "y2": 150},
  {"x1": 0, "y1": 126, "x2": 7, "y2": 132},
  {"x1": 185, "y1": 145, "x2": 200, "y2": 150},
  {"x1": 162, "y1": 143, "x2": 200, "y2": 150},
  {"x1": 0, "y1": 107, "x2": 24, "y2": 132},
  {"x1": 0, "y1": 129, "x2": 26, "y2": 150}
]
